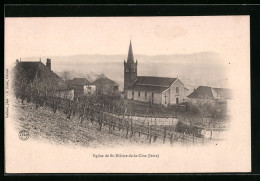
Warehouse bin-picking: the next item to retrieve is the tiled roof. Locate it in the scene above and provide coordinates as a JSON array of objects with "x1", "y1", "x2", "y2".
[
  {"x1": 187, "y1": 86, "x2": 214, "y2": 99},
  {"x1": 16, "y1": 62, "x2": 41, "y2": 82},
  {"x1": 128, "y1": 84, "x2": 168, "y2": 93},
  {"x1": 68, "y1": 78, "x2": 91, "y2": 86},
  {"x1": 213, "y1": 88, "x2": 232, "y2": 99},
  {"x1": 13, "y1": 61, "x2": 67, "y2": 89},
  {"x1": 187, "y1": 86, "x2": 232, "y2": 99},
  {"x1": 92, "y1": 77, "x2": 118, "y2": 86},
  {"x1": 135, "y1": 76, "x2": 178, "y2": 87}
]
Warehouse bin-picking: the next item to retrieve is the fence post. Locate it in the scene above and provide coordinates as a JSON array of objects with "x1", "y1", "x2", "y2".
[
  {"x1": 170, "y1": 133, "x2": 173, "y2": 146},
  {"x1": 153, "y1": 135, "x2": 157, "y2": 142},
  {"x1": 147, "y1": 122, "x2": 150, "y2": 139},
  {"x1": 118, "y1": 118, "x2": 121, "y2": 131},
  {"x1": 126, "y1": 121, "x2": 129, "y2": 139},
  {"x1": 109, "y1": 116, "x2": 112, "y2": 133},
  {"x1": 130, "y1": 119, "x2": 133, "y2": 137},
  {"x1": 99, "y1": 113, "x2": 103, "y2": 131},
  {"x1": 193, "y1": 130, "x2": 195, "y2": 144},
  {"x1": 163, "y1": 126, "x2": 166, "y2": 144},
  {"x1": 139, "y1": 124, "x2": 141, "y2": 137},
  {"x1": 148, "y1": 123, "x2": 152, "y2": 144}
]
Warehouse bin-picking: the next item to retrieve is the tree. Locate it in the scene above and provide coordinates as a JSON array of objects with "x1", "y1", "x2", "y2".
[
  {"x1": 60, "y1": 71, "x2": 71, "y2": 81},
  {"x1": 12, "y1": 65, "x2": 28, "y2": 103}
]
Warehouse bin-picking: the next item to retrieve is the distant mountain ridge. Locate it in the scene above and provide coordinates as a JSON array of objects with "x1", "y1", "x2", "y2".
[
  {"x1": 24, "y1": 52, "x2": 222, "y2": 65},
  {"x1": 23, "y1": 52, "x2": 229, "y2": 90}
]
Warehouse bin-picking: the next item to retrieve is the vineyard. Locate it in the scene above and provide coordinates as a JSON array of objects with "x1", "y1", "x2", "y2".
[{"x1": 12, "y1": 86, "x2": 215, "y2": 147}]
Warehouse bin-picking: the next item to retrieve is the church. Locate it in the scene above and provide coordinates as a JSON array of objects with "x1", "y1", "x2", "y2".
[{"x1": 124, "y1": 41, "x2": 186, "y2": 106}]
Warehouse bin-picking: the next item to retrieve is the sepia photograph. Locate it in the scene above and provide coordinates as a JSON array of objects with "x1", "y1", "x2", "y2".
[{"x1": 4, "y1": 16, "x2": 251, "y2": 173}]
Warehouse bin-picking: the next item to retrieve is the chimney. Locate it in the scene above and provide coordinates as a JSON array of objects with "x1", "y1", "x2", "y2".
[
  {"x1": 46, "y1": 58, "x2": 51, "y2": 70},
  {"x1": 16, "y1": 59, "x2": 19, "y2": 65}
]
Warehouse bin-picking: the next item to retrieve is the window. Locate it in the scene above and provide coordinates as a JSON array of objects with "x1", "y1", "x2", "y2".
[
  {"x1": 126, "y1": 68, "x2": 129, "y2": 72},
  {"x1": 176, "y1": 87, "x2": 179, "y2": 93},
  {"x1": 132, "y1": 91, "x2": 134, "y2": 95},
  {"x1": 145, "y1": 92, "x2": 147, "y2": 97},
  {"x1": 132, "y1": 69, "x2": 135, "y2": 72},
  {"x1": 138, "y1": 91, "x2": 140, "y2": 97},
  {"x1": 152, "y1": 93, "x2": 154, "y2": 98}
]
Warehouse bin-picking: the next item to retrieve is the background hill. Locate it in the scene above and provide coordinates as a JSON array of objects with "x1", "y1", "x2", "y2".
[{"x1": 23, "y1": 52, "x2": 230, "y2": 91}]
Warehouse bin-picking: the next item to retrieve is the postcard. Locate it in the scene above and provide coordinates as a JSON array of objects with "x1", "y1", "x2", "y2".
[{"x1": 4, "y1": 16, "x2": 251, "y2": 173}]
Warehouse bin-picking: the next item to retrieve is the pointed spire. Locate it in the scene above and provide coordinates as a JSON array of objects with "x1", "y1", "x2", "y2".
[{"x1": 127, "y1": 40, "x2": 134, "y2": 64}]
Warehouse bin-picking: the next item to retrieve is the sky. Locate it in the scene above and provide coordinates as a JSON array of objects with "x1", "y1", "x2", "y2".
[{"x1": 5, "y1": 16, "x2": 249, "y2": 67}]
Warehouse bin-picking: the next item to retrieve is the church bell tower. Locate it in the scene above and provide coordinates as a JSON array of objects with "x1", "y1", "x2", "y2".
[{"x1": 124, "y1": 40, "x2": 138, "y2": 92}]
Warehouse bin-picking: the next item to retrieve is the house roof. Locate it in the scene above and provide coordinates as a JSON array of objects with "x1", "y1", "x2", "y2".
[
  {"x1": 187, "y1": 86, "x2": 232, "y2": 99},
  {"x1": 14, "y1": 61, "x2": 62, "y2": 83},
  {"x1": 135, "y1": 76, "x2": 178, "y2": 87},
  {"x1": 128, "y1": 84, "x2": 169, "y2": 93},
  {"x1": 92, "y1": 77, "x2": 118, "y2": 86},
  {"x1": 213, "y1": 88, "x2": 232, "y2": 99},
  {"x1": 13, "y1": 61, "x2": 67, "y2": 89},
  {"x1": 187, "y1": 86, "x2": 215, "y2": 99},
  {"x1": 16, "y1": 62, "x2": 41, "y2": 82},
  {"x1": 68, "y1": 78, "x2": 91, "y2": 86}
]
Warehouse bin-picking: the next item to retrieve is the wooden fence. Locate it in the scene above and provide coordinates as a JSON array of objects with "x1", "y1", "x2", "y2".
[{"x1": 20, "y1": 94, "x2": 208, "y2": 145}]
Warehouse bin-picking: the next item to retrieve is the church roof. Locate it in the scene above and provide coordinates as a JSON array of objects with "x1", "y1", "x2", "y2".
[
  {"x1": 135, "y1": 76, "x2": 178, "y2": 87},
  {"x1": 127, "y1": 40, "x2": 134, "y2": 64},
  {"x1": 128, "y1": 84, "x2": 169, "y2": 93},
  {"x1": 127, "y1": 76, "x2": 179, "y2": 93}
]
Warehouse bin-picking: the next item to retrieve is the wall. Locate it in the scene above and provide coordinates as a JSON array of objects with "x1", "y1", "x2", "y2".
[
  {"x1": 71, "y1": 85, "x2": 84, "y2": 98},
  {"x1": 168, "y1": 79, "x2": 185, "y2": 104},
  {"x1": 56, "y1": 89, "x2": 74, "y2": 100},
  {"x1": 83, "y1": 85, "x2": 96, "y2": 95},
  {"x1": 96, "y1": 83, "x2": 117, "y2": 94},
  {"x1": 161, "y1": 89, "x2": 170, "y2": 106},
  {"x1": 127, "y1": 90, "x2": 162, "y2": 105}
]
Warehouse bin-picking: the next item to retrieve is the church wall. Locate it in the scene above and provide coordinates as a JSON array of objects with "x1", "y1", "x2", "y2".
[
  {"x1": 135, "y1": 90, "x2": 149, "y2": 102},
  {"x1": 126, "y1": 89, "x2": 162, "y2": 105},
  {"x1": 169, "y1": 79, "x2": 185, "y2": 104},
  {"x1": 161, "y1": 89, "x2": 170, "y2": 106},
  {"x1": 152, "y1": 92, "x2": 162, "y2": 104}
]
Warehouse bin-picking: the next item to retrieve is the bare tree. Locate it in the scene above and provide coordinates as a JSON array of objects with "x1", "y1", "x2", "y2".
[
  {"x1": 60, "y1": 71, "x2": 71, "y2": 81},
  {"x1": 12, "y1": 66, "x2": 28, "y2": 103}
]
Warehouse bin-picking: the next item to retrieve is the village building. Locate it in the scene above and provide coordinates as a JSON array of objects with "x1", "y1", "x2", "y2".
[
  {"x1": 92, "y1": 77, "x2": 119, "y2": 94},
  {"x1": 187, "y1": 86, "x2": 232, "y2": 115},
  {"x1": 124, "y1": 41, "x2": 186, "y2": 106},
  {"x1": 12, "y1": 58, "x2": 68, "y2": 95},
  {"x1": 187, "y1": 86, "x2": 232, "y2": 103},
  {"x1": 66, "y1": 78, "x2": 96, "y2": 98},
  {"x1": 55, "y1": 88, "x2": 75, "y2": 100}
]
